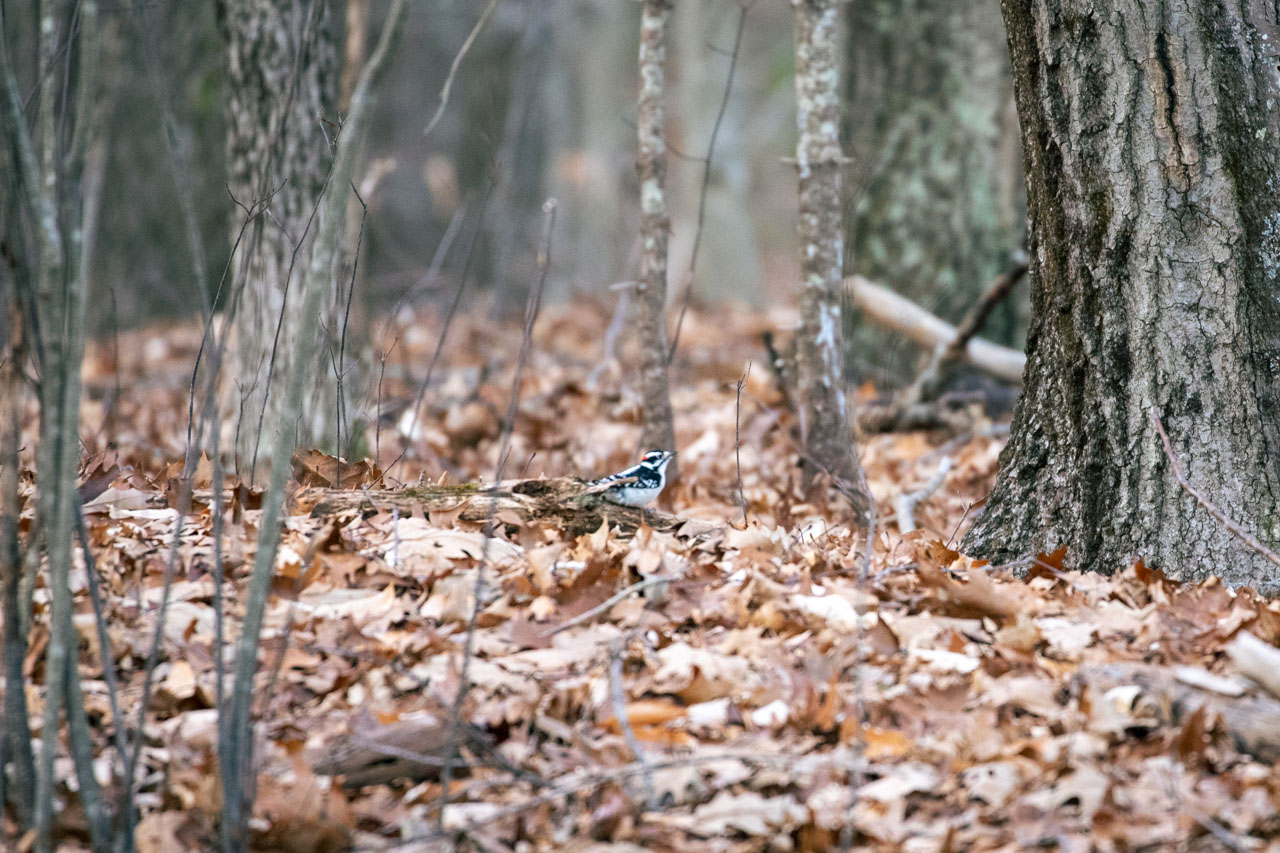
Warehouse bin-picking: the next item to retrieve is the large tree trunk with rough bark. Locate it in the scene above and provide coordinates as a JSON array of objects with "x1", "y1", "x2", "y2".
[
  {"x1": 792, "y1": 0, "x2": 868, "y2": 517},
  {"x1": 216, "y1": 0, "x2": 339, "y2": 478},
  {"x1": 964, "y1": 0, "x2": 1280, "y2": 589},
  {"x1": 634, "y1": 0, "x2": 676, "y2": 471}
]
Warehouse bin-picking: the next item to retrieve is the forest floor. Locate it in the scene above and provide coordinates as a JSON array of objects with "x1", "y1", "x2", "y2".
[{"x1": 15, "y1": 302, "x2": 1280, "y2": 851}]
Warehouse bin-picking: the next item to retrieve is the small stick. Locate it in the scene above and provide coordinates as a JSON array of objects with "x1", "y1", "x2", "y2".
[
  {"x1": 1149, "y1": 406, "x2": 1280, "y2": 570},
  {"x1": 609, "y1": 636, "x2": 656, "y2": 811},
  {"x1": 735, "y1": 362, "x2": 751, "y2": 526},
  {"x1": 893, "y1": 457, "x2": 953, "y2": 535},
  {"x1": 423, "y1": 0, "x2": 501, "y2": 138},
  {"x1": 544, "y1": 576, "x2": 669, "y2": 637}
]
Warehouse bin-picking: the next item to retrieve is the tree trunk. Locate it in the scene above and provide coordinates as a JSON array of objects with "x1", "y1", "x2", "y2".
[
  {"x1": 216, "y1": 0, "x2": 339, "y2": 478},
  {"x1": 792, "y1": 0, "x2": 866, "y2": 515},
  {"x1": 844, "y1": 0, "x2": 1025, "y2": 366},
  {"x1": 964, "y1": 0, "x2": 1280, "y2": 588},
  {"x1": 634, "y1": 0, "x2": 676, "y2": 470}
]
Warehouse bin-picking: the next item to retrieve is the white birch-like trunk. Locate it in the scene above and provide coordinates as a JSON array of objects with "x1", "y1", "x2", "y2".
[{"x1": 793, "y1": 0, "x2": 867, "y2": 513}]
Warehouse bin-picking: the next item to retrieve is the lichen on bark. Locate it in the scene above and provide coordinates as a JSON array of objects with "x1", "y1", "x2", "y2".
[
  {"x1": 791, "y1": 0, "x2": 867, "y2": 516},
  {"x1": 633, "y1": 0, "x2": 677, "y2": 473}
]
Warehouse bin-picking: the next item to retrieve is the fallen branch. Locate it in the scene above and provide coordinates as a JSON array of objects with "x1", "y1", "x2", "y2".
[
  {"x1": 287, "y1": 478, "x2": 718, "y2": 540},
  {"x1": 893, "y1": 457, "x2": 953, "y2": 534},
  {"x1": 845, "y1": 275, "x2": 1025, "y2": 383},
  {"x1": 899, "y1": 254, "x2": 1028, "y2": 406},
  {"x1": 609, "y1": 636, "x2": 656, "y2": 810}
]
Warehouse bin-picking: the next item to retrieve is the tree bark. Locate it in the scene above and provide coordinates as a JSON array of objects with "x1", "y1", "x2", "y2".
[
  {"x1": 216, "y1": 0, "x2": 340, "y2": 477},
  {"x1": 844, "y1": 0, "x2": 1025, "y2": 349},
  {"x1": 792, "y1": 0, "x2": 866, "y2": 513},
  {"x1": 964, "y1": 0, "x2": 1280, "y2": 588},
  {"x1": 634, "y1": 0, "x2": 676, "y2": 471}
]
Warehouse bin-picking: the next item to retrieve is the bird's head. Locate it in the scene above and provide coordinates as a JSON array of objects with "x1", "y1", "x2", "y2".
[{"x1": 640, "y1": 449, "x2": 675, "y2": 470}]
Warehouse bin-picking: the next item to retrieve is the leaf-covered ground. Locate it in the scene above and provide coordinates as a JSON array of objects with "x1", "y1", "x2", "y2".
[{"x1": 15, "y1": 303, "x2": 1280, "y2": 851}]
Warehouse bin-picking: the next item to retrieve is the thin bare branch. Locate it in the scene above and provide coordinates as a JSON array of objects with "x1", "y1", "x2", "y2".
[
  {"x1": 1149, "y1": 407, "x2": 1280, "y2": 571},
  {"x1": 735, "y1": 362, "x2": 751, "y2": 526},
  {"x1": 545, "y1": 576, "x2": 669, "y2": 637},
  {"x1": 436, "y1": 197, "x2": 556, "y2": 826},
  {"x1": 423, "y1": 0, "x2": 501, "y2": 138},
  {"x1": 609, "y1": 635, "x2": 656, "y2": 810},
  {"x1": 666, "y1": 1, "x2": 749, "y2": 364}
]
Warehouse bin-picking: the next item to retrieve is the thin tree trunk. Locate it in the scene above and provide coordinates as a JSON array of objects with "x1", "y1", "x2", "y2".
[
  {"x1": 216, "y1": 0, "x2": 340, "y2": 478},
  {"x1": 634, "y1": 0, "x2": 676, "y2": 470},
  {"x1": 0, "y1": 0, "x2": 104, "y2": 846},
  {"x1": 964, "y1": 0, "x2": 1280, "y2": 588},
  {"x1": 792, "y1": 0, "x2": 866, "y2": 515},
  {"x1": 339, "y1": 0, "x2": 367, "y2": 110},
  {"x1": 0, "y1": 301, "x2": 36, "y2": 831}
]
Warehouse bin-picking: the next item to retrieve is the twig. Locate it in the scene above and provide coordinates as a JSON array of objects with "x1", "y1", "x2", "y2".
[
  {"x1": 1149, "y1": 406, "x2": 1280, "y2": 570},
  {"x1": 334, "y1": 181, "x2": 368, "y2": 482},
  {"x1": 435, "y1": 198, "x2": 556, "y2": 827},
  {"x1": 839, "y1": 453, "x2": 876, "y2": 853},
  {"x1": 248, "y1": 166, "x2": 331, "y2": 484},
  {"x1": 587, "y1": 287, "x2": 631, "y2": 388},
  {"x1": 73, "y1": 504, "x2": 128, "y2": 773},
  {"x1": 893, "y1": 457, "x2": 953, "y2": 534},
  {"x1": 545, "y1": 576, "x2": 669, "y2": 637},
  {"x1": 734, "y1": 362, "x2": 750, "y2": 526},
  {"x1": 423, "y1": 0, "x2": 501, "y2": 138},
  {"x1": 402, "y1": 184, "x2": 495, "y2": 448},
  {"x1": 897, "y1": 252, "x2": 1028, "y2": 410},
  {"x1": 666, "y1": 0, "x2": 750, "y2": 364},
  {"x1": 609, "y1": 636, "x2": 656, "y2": 810},
  {"x1": 379, "y1": 204, "x2": 466, "y2": 345}
]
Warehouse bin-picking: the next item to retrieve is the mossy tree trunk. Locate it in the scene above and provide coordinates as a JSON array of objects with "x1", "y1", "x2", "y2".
[
  {"x1": 844, "y1": 0, "x2": 1025, "y2": 358},
  {"x1": 964, "y1": 0, "x2": 1280, "y2": 588}
]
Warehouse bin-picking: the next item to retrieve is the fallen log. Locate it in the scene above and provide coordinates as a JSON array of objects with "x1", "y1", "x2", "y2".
[
  {"x1": 845, "y1": 275, "x2": 1026, "y2": 384},
  {"x1": 193, "y1": 477, "x2": 716, "y2": 539}
]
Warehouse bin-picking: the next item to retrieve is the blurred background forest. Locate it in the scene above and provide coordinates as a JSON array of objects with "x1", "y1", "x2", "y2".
[{"x1": 4, "y1": 0, "x2": 1027, "y2": 379}]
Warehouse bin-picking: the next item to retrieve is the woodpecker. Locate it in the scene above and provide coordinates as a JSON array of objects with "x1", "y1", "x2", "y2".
[{"x1": 589, "y1": 450, "x2": 675, "y2": 507}]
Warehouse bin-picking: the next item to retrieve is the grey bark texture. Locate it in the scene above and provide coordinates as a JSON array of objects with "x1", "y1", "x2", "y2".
[
  {"x1": 964, "y1": 0, "x2": 1280, "y2": 589},
  {"x1": 215, "y1": 0, "x2": 340, "y2": 474},
  {"x1": 845, "y1": 0, "x2": 1025, "y2": 353},
  {"x1": 792, "y1": 0, "x2": 867, "y2": 515},
  {"x1": 635, "y1": 0, "x2": 677, "y2": 470}
]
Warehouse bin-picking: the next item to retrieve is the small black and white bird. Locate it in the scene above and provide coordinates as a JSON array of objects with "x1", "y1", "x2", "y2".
[{"x1": 589, "y1": 449, "x2": 675, "y2": 507}]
